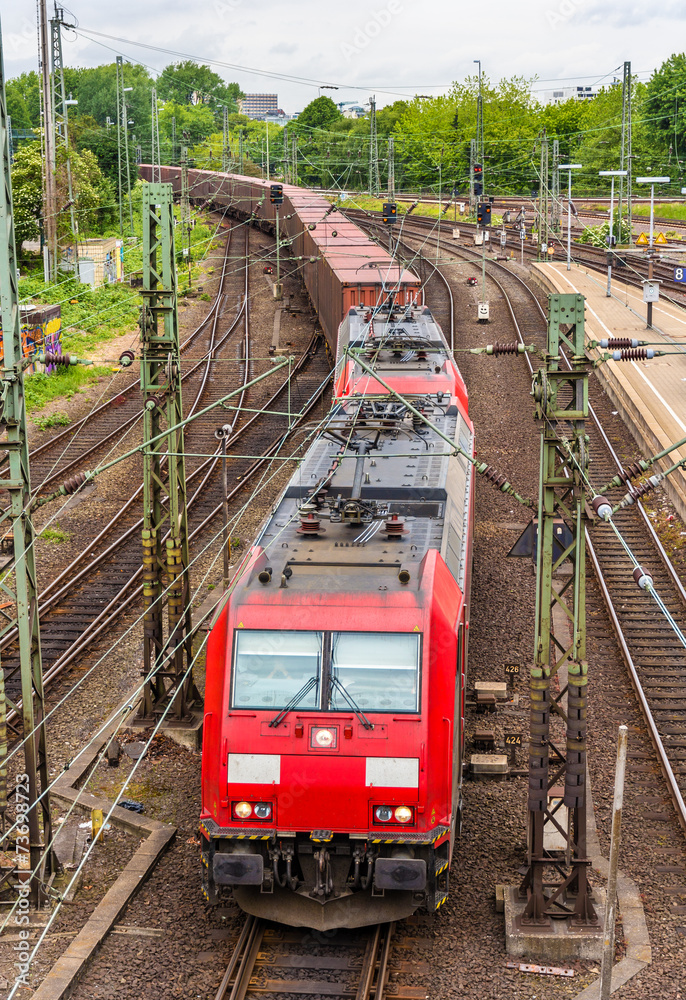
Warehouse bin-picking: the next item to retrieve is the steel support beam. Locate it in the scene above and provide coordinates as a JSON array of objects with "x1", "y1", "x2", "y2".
[
  {"x1": 520, "y1": 293, "x2": 597, "y2": 928},
  {"x1": 0, "y1": 21, "x2": 53, "y2": 904},
  {"x1": 138, "y1": 182, "x2": 199, "y2": 722}
]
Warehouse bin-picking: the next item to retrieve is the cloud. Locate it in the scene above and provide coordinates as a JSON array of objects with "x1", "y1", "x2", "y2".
[{"x1": 269, "y1": 42, "x2": 298, "y2": 56}]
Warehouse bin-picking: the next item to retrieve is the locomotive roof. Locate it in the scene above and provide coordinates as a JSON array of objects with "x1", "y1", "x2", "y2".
[{"x1": 236, "y1": 308, "x2": 473, "y2": 603}]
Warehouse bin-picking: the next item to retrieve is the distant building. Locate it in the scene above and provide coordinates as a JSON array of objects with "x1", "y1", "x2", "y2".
[
  {"x1": 539, "y1": 85, "x2": 598, "y2": 105},
  {"x1": 238, "y1": 94, "x2": 279, "y2": 119},
  {"x1": 338, "y1": 101, "x2": 367, "y2": 119}
]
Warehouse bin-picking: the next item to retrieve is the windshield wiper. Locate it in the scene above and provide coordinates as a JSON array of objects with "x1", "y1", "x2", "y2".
[
  {"x1": 269, "y1": 676, "x2": 319, "y2": 728},
  {"x1": 330, "y1": 675, "x2": 374, "y2": 730}
]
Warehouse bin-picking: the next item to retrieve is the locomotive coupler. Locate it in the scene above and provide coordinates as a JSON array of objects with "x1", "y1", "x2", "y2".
[{"x1": 311, "y1": 848, "x2": 334, "y2": 898}]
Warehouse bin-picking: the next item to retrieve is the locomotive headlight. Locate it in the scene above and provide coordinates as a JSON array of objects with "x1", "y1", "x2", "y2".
[
  {"x1": 374, "y1": 805, "x2": 393, "y2": 823},
  {"x1": 253, "y1": 802, "x2": 272, "y2": 820},
  {"x1": 234, "y1": 801, "x2": 253, "y2": 819},
  {"x1": 394, "y1": 806, "x2": 413, "y2": 824}
]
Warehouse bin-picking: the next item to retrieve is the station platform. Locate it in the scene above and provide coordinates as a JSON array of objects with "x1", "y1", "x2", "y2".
[{"x1": 532, "y1": 261, "x2": 686, "y2": 521}]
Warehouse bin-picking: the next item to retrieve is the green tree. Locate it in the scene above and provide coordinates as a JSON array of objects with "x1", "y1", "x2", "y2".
[
  {"x1": 6, "y1": 72, "x2": 40, "y2": 128},
  {"x1": 157, "y1": 61, "x2": 242, "y2": 117},
  {"x1": 11, "y1": 142, "x2": 42, "y2": 246},
  {"x1": 645, "y1": 54, "x2": 686, "y2": 165},
  {"x1": 159, "y1": 102, "x2": 217, "y2": 149},
  {"x1": 292, "y1": 96, "x2": 341, "y2": 133}
]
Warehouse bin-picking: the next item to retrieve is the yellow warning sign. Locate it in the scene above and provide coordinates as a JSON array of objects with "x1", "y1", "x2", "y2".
[
  {"x1": 636, "y1": 232, "x2": 649, "y2": 246},
  {"x1": 655, "y1": 232, "x2": 667, "y2": 245}
]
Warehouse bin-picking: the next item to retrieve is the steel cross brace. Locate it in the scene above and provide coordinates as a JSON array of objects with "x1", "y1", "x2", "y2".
[
  {"x1": 521, "y1": 293, "x2": 597, "y2": 927},
  {"x1": 0, "y1": 25, "x2": 53, "y2": 904},
  {"x1": 138, "y1": 183, "x2": 200, "y2": 723}
]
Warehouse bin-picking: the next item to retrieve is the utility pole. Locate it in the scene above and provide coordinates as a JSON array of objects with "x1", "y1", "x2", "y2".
[
  {"x1": 368, "y1": 95, "x2": 380, "y2": 197},
  {"x1": 618, "y1": 62, "x2": 632, "y2": 244},
  {"x1": 171, "y1": 115, "x2": 176, "y2": 166},
  {"x1": 181, "y1": 145, "x2": 191, "y2": 288},
  {"x1": 116, "y1": 56, "x2": 134, "y2": 236},
  {"x1": 151, "y1": 87, "x2": 160, "y2": 182},
  {"x1": 551, "y1": 139, "x2": 561, "y2": 233},
  {"x1": 239, "y1": 129, "x2": 244, "y2": 174},
  {"x1": 222, "y1": 106, "x2": 228, "y2": 172},
  {"x1": 537, "y1": 130, "x2": 549, "y2": 259},
  {"x1": 38, "y1": 0, "x2": 57, "y2": 281},
  {"x1": 291, "y1": 134, "x2": 297, "y2": 186},
  {"x1": 116, "y1": 57, "x2": 124, "y2": 241},
  {"x1": 469, "y1": 138, "x2": 476, "y2": 215},
  {"x1": 522, "y1": 293, "x2": 596, "y2": 929},
  {"x1": 283, "y1": 128, "x2": 289, "y2": 184},
  {"x1": 0, "y1": 23, "x2": 54, "y2": 904},
  {"x1": 474, "y1": 60, "x2": 484, "y2": 196},
  {"x1": 50, "y1": 5, "x2": 77, "y2": 269},
  {"x1": 265, "y1": 124, "x2": 270, "y2": 182},
  {"x1": 138, "y1": 183, "x2": 200, "y2": 724},
  {"x1": 387, "y1": 136, "x2": 395, "y2": 200}
]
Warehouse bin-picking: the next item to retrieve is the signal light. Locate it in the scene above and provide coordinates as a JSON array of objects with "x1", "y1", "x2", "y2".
[
  {"x1": 269, "y1": 184, "x2": 283, "y2": 205},
  {"x1": 473, "y1": 163, "x2": 483, "y2": 197},
  {"x1": 382, "y1": 201, "x2": 397, "y2": 224},
  {"x1": 477, "y1": 202, "x2": 492, "y2": 226}
]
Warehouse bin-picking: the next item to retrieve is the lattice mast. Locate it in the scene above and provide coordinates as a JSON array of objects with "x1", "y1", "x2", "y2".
[
  {"x1": 50, "y1": 6, "x2": 77, "y2": 245},
  {"x1": 618, "y1": 62, "x2": 632, "y2": 243},
  {"x1": 522, "y1": 293, "x2": 596, "y2": 927},
  {"x1": 38, "y1": 0, "x2": 57, "y2": 280},
  {"x1": 0, "y1": 19, "x2": 53, "y2": 903},
  {"x1": 368, "y1": 96, "x2": 380, "y2": 197},
  {"x1": 138, "y1": 183, "x2": 199, "y2": 721},
  {"x1": 151, "y1": 87, "x2": 161, "y2": 181}
]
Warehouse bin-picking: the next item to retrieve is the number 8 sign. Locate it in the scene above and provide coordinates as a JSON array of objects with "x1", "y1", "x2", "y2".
[{"x1": 675, "y1": 267, "x2": 686, "y2": 282}]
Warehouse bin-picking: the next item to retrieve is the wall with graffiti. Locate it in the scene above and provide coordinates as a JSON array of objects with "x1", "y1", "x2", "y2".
[{"x1": 0, "y1": 305, "x2": 62, "y2": 372}]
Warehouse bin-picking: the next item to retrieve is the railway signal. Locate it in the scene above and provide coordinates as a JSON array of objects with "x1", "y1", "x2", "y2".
[
  {"x1": 269, "y1": 183, "x2": 283, "y2": 205},
  {"x1": 473, "y1": 163, "x2": 483, "y2": 197},
  {"x1": 382, "y1": 201, "x2": 397, "y2": 223},
  {"x1": 476, "y1": 202, "x2": 491, "y2": 226}
]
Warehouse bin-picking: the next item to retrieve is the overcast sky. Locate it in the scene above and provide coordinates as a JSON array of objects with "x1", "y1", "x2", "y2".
[{"x1": 2, "y1": 1, "x2": 684, "y2": 112}]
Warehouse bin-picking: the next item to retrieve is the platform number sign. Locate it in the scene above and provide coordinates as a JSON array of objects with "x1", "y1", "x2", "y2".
[{"x1": 675, "y1": 267, "x2": 686, "y2": 283}]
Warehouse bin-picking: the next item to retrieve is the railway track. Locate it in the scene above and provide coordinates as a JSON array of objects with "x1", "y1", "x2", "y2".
[
  {"x1": 1, "y1": 219, "x2": 333, "y2": 743},
  {"x1": 347, "y1": 208, "x2": 686, "y2": 309},
  {"x1": 214, "y1": 917, "x2": 426, "y2": 1000},
  {"x1": 361, "y1": 213, "x2": 686, "y2": 834}
]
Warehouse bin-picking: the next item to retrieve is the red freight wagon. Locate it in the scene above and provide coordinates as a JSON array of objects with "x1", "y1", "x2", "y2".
[{"x1": 138, "y1": 167, "x2": 421, "y2": 353}]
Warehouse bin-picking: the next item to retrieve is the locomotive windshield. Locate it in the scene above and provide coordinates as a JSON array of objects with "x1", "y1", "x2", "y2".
[
  {"x1": 233, "y1": 631, "x2": 321, "y2": 709},
  {"x1": 231, "y1": 630, "x2": 420, "y2": 713}
]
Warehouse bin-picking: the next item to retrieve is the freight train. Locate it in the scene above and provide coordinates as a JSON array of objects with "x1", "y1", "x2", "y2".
[
  {"x1": 138, "y1": 166, "x2": 421, "y2": 354},
  {"x1": 139, "y1": 168, "x2": 474, "y2": 928}
]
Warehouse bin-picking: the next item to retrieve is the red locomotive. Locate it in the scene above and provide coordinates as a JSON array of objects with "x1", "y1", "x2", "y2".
[
  {"x1": 138, "y1": 165, "x2": 474, "y2": 927},
  {"x1": 200, "y1": 302, "x2": 474, "y2": 929}
]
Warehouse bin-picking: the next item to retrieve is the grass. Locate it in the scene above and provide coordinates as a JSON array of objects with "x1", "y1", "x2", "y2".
[
  {"x1": 33, "y1": 411, "x2": 71, "y2": 430},
  {"x1": 24, "y1": 365, "x2": 112, "y2": 414},
  {"x1": 632, "y1": 202, "x2": 686, "y2": 222},
  {"x1": 41, "y1": 524, "x2": 70, "y2": 543},
  {"x1": 329, "y1": 193, "x2": 500, "y2": 226}
]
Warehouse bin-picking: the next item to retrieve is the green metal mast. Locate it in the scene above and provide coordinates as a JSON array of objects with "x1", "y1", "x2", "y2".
[
  {"x1": 522, "y1": 293, "x2": 596, "y2": 926},
  {"x1": 0, "y1": 19, "x2": 53, "y2": 903},
  {"x1": 138, "y1": 182, "x2": 199, "y2": 722}
]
